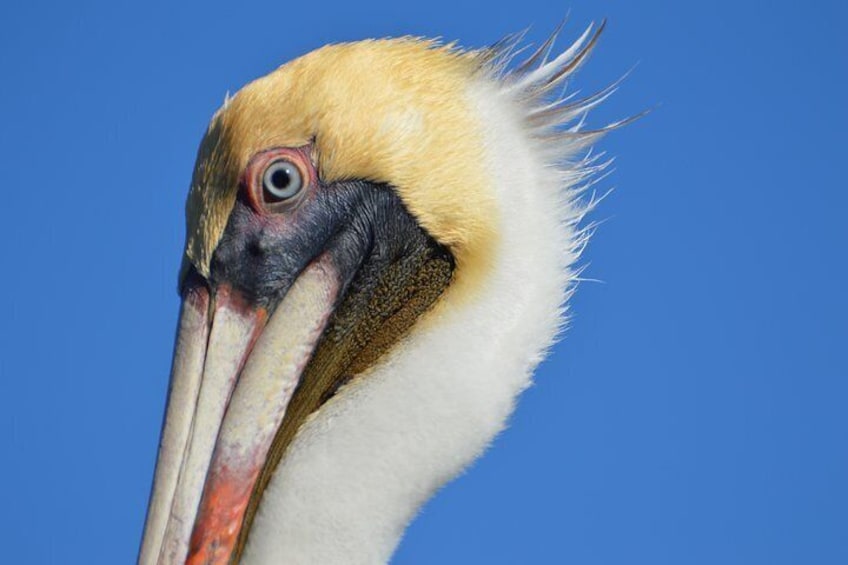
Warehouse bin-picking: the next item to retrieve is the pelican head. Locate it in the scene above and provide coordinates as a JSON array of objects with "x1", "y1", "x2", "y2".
[{"x1": 140, "y1": 22, "x2": 620, "y2": 565}]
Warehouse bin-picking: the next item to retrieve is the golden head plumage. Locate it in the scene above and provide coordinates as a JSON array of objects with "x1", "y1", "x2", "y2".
[{"x1": 185, "y1": 39, "x2": 499, "y2": 299}]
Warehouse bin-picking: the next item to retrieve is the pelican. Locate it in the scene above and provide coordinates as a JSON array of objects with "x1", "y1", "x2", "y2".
[{"x1": 139, "y1": 21, "x2": 625, "y2": 565}]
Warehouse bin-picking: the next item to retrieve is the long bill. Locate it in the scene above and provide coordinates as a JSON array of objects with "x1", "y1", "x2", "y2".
[{"x1": 138, "y1": 261, "x2": 339, "y2": 565}]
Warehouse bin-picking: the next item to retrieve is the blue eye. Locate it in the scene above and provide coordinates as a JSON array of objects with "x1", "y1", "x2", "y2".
[{"x1": 262, "y1": 159, "x2": 303, "y2": 202}]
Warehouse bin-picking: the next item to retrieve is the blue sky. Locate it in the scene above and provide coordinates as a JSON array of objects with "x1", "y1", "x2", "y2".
[{"x1": 1, "y1": 1, "x2": 846, "y2": 563}]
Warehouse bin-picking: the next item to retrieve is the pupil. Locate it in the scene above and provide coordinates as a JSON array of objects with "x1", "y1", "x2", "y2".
[{"x1": 271, "y1": 168, "x2": 291, "y2": 189}]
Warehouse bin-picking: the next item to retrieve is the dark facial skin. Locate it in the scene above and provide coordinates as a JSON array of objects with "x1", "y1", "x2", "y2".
[
  {"x1": 207, "y1": 177, "x2": 439, "y2": 310},
  {"x1": 197, "y1": 147, "x2": 451, "y2": 313}
]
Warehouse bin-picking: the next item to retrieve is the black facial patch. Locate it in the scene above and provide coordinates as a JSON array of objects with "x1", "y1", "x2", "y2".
[{"x1": 209, "y1": 178, "x2": 452, "y2": 311}]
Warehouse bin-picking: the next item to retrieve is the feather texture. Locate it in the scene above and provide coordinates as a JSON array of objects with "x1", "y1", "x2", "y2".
[{"x1": 238, "y1": 25, "x2": 625, "y2": 564}]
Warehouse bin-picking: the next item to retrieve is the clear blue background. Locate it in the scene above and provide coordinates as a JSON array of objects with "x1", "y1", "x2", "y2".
[{"x1": 1, "y1": 1, "x2": 846, "y2": 563}]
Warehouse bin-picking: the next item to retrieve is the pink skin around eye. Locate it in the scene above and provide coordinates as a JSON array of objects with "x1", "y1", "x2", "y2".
[{"x1": 242, "y1": 145, "x2": 316, "y2": 214}]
